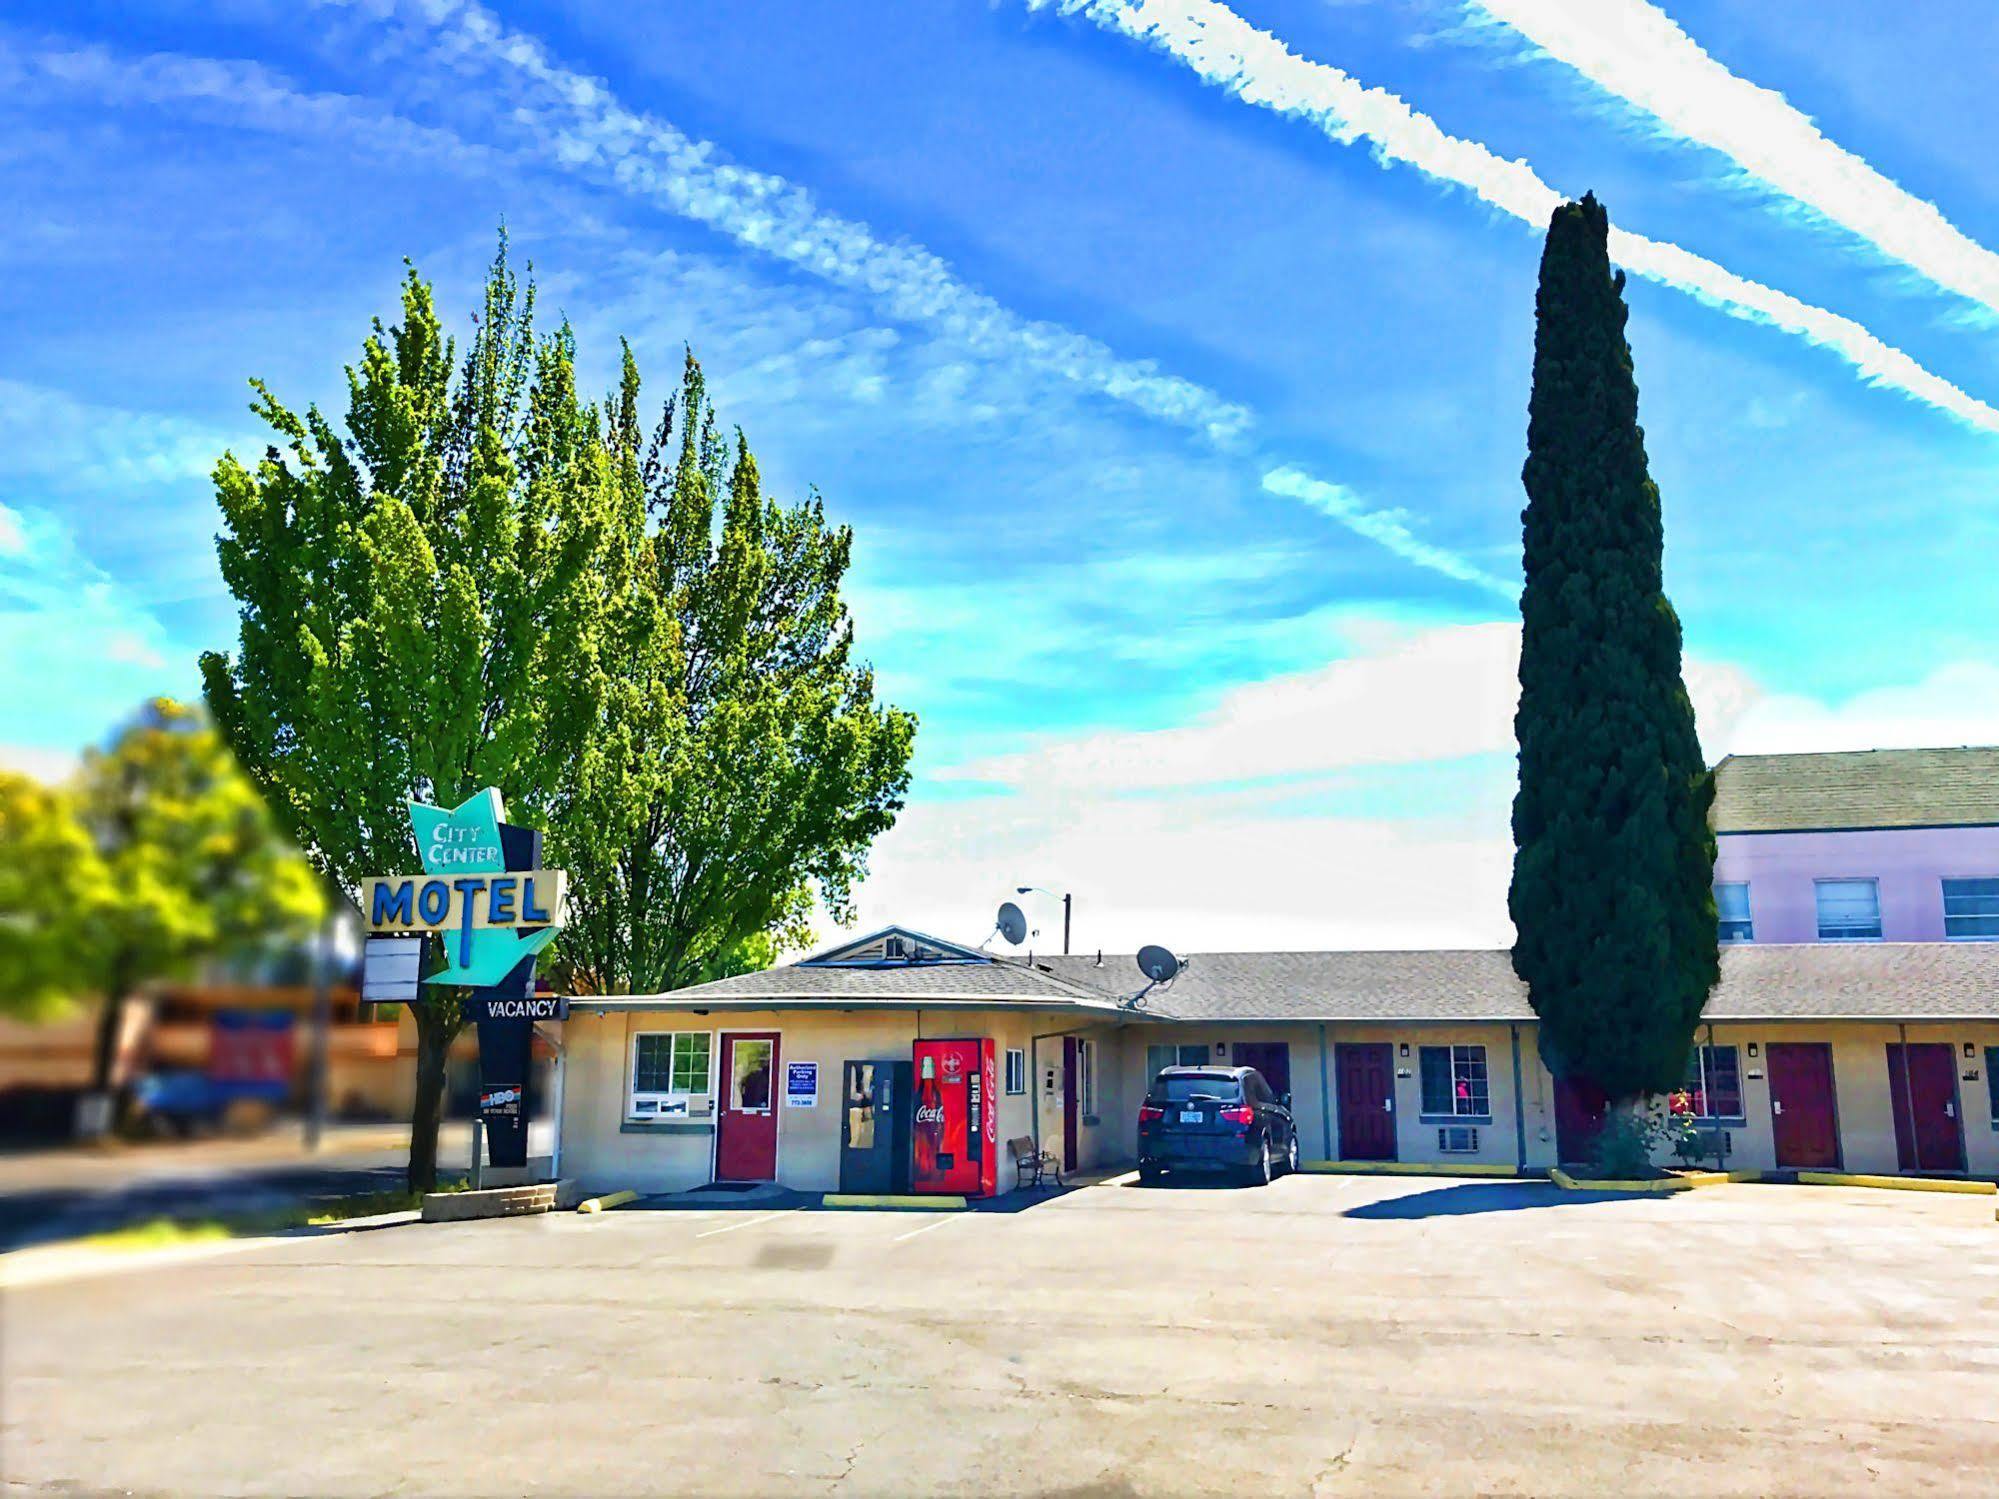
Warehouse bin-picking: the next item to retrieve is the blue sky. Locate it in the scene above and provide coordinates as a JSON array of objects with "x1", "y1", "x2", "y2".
[{"x1": 5, "y1": 0, "x2": 1998, "y2": 950}]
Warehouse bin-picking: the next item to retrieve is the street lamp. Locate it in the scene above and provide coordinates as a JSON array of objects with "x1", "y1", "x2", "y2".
[{"x1": 1015, "y1": 887, "x2": 1072, "y2": 956}]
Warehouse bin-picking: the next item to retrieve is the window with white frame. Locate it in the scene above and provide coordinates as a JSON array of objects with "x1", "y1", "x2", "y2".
[
  {"x1": 1943, "y1": 878, "x2": 1999, "y2": 940},
  {"x1": 1715, "y1": 882, "x2": 1753, "y2": 942},
  {"x1": 1418, "y1": 1045, "x2": 1489, "y2": 1119},
  {"x1": 1815, "y1": 878, "x2": 1882, "y2": 941},
  {"x1": 1076, "y1": 1039, "x2": 1097, "y2": 1115},
  {"x1": 1678, "y1": 1044, "x2": 1744, "y2": 1120},
  {"x1": 1004, "y1": 1047, "x2": 1026, "y2": 1095},
  {"x1": 628, "y1": 1031, "x2": 713, "y2": 1118}
]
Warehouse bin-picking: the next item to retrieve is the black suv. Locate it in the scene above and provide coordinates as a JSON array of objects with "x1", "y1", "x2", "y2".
[{"x1": 1137, "y1": 1065, "x2": 1299, "y2": 1186}]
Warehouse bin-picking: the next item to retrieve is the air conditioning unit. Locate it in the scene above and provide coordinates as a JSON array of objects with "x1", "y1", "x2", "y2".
[
  {"x1": 1437, "y1": 1125, "x2": 1479, "y2": 1154},
  {"x1": 1691, "y1": 1128, "x2": 1732, "y2": 1159}
]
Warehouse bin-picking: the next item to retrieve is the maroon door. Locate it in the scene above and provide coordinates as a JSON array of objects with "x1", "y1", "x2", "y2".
[
  {"x1": 1232, "y1": 1042, "x2": 1292, "y2": 1099},
  {"x1": 1888, "y1": 1043, "x2": 1964, "y2": 1173},
  {"x1": 1335, "y1": 1044, "x2": 1396, "y2": 1160},
  {"x1": 1552, "y1": 1075, "x2": 1607, "y2": 1164},
  {"x1": 1767, "y1": 1042, "x2": 1840, "y2": 1168},
  {"x1": 715, "y1": 1032, "x2": 780, "y2": 1181},
  {"x1": 1061, "y1": 1036, "x2": 1080, "y2": 1172}
]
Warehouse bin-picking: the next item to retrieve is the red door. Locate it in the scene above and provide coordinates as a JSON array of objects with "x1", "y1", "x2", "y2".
[
  {"x1": 1888, "y1": 1043, "x2": 1964, "y2": 1173},
  {"x1": 1553, "y1": 1075, "x2": 1607, "y2": 1165},
  {"x1": 715, "y1": 1032, "x2": 780, "y2": 1181},
  {"x1": 1767, "y1": 1042, "x2": 1840, "y2": 1168},
  {"x1": 1061, "y1": 1037, "x2": 1080, "y2": 1172},
  {"x1": 1335, "y1": 1044, "x2": 1396, "y2": 1161},
  {"x1": 1233, "y1": 1042, "x2": 1292, "y2": 1099}
]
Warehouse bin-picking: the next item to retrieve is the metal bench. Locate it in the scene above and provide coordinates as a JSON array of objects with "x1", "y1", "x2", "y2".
[{"x1": 1008, "y1": 1135, "x2": 1062, "y2": 1189}]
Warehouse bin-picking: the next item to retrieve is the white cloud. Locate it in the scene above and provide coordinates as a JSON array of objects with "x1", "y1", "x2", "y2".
[
  {"x1": 0, "y1": 744, "x2": 79, "y2": 782},
  {"x1": 0, "y1": 503, "x2": 189, "y2": 752},
  {"x1": 1469, "y1": 0, "x2": 1999, "y2": 321},
  {"x1": 1263, "y1": 467, "x2": 1515, "y2": 599},
  {"x1": 1035, "y1": 0, "x2": 1999, "y2": 435},
  {"x1": 0, "y1": 380, "x2": 236, "y2": 490},
  {"x1": 950, "y1": 618, "x2": 1521, "y2": 792},
  {"x1": 0, "y1": 502, "x2": 25, "y2": 557},
  {"x1": 1704, "y1": 661, "x2": 1999, "y2": 758},
  {"x1": 327, "y1": 1, "x2": 1498, "y2": 592}
]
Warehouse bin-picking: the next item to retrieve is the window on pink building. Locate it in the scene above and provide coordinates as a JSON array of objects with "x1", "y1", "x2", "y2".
[
  {"x1": 1715, "y1": 882, "x2": 1753, "y2": 942},
  {"x1": 1815, "y1": 879, "x2": 1881, "y2": 941}
]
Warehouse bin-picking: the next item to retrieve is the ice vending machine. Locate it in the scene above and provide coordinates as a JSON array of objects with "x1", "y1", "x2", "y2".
[
  {"x1": 911, "y1": 1037, "x2": 998, "y2": 1197},
  {"x1": 839, "y1": 1059, "x2": 913, "y2": 1194}
]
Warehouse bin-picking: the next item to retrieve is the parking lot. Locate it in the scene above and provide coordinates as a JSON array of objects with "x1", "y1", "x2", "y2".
[{"x1": 5, "y1": 1171, "x2": 1997, "y2": 1496}]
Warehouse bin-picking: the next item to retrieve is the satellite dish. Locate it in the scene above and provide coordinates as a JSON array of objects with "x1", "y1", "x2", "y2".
[
  {"x1": 996, "y1": 901, "x2": 1029, "y2": 946},
  {"x1": 1136, "y1": 945, "x2": 1181, "y2": 984}
]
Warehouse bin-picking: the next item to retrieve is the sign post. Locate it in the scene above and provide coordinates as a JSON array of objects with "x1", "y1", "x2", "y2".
[{"x1": 361, "y1": 789, "x2": 568, "y2": 1173}]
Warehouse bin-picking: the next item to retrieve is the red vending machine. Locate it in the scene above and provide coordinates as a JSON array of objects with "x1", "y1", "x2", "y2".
[{"x1": 911, "y1": 1037, "x2": 998, "y2": 1197}]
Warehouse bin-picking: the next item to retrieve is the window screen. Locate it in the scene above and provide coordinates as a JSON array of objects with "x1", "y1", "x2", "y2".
[
  {"x1": 1943, "y1": 878, "x2": 1999, "y2": 940},
  {"x1": 1715, "y1": 882, "x2": 1753, "y2": 942},
  {"x1": 1816, "y1": 879, "x2": 1882, "y2": 940}
]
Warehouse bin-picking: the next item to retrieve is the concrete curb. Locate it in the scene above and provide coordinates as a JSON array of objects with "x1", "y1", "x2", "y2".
[
  {"x1": 577, "y1": 1190, "x2": 639, "y2": 1214},
  {"x1": 1549, "y1": 1167, "x2": 1733, "y2": 1193},
  {"x1": 421, "y1": 1180, "x2": 569, "y2": 1222},
  {"x1": 1796, "y1": 1171, "x2": 1997, "y2": 1195},
  {"x1": 0, "y1": 1210, "x2": 420, "y2": 1291},
  {"x1": 821, "y1": 1194, "x2": 967, "y2": 1210},
  {"x1": 1302, "y1": 1160, "x2": 1522, "y2": 1179}
]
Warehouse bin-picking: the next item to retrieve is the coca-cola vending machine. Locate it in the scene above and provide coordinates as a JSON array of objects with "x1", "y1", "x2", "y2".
[{"x1": 911, "y1": 1037, "x2": 998, "y2": 1197}]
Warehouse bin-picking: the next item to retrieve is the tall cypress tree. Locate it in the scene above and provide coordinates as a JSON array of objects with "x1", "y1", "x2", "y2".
[{"x1": 1509, "y1": 194, "x2": 1717, "y2": 1108}]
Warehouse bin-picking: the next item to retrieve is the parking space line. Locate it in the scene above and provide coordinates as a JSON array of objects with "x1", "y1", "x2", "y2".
[
  {"x1": 694, "y1": 1207, "x2": 802, "y2": 1239},
  {"x1": 891, "y1": 1214, "x2": 964, "y2": 1244}
]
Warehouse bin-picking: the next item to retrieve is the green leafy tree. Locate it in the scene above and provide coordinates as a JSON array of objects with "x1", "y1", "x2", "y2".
[
  {"x1": 203, "y1": 237, "x2": 916, "y2": 1186},
  {"x1": 202, "y1": 240, "x2": 616, "y2": 1189},
  {"x1": 550, "y1": 350, "x2": 915, "y2": 995},
  {"x1": 1509, "y1": 194, "x2": 1717, "y2": 1118},
  {"x1": 0, "y1": 701, "x2": 323, "y2": 1110}
]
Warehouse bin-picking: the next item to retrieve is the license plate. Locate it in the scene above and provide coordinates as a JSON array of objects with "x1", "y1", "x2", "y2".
[{"x1": 1179, "y1": 1110, "x2": 1202, "y2": 1124}]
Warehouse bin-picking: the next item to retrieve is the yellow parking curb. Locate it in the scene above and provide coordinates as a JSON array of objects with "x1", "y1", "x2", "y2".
[
  {"x1": 1549, "y1": 1167, "x2": 1732, "y2": 1193},
  {"x1": 577, "y1": 1190, "x2": 638, "y2": 1214},
  {"x1": 1796, "y1": 1171, "x2": 1996, "y2": 1195},
  {"x1": 1301, "y1": 1160, "x2": 1518, "y2": 1178},
  {"x1": 820, "y1": 1194, "x2": 967, "y2": 1210}
]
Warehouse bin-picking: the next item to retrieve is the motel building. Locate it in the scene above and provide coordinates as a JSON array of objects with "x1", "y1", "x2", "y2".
[
  {"x1": 550, "y1": 933, "x2": 1999, "y2": 1196},
  {"x1": 551, "y1": 747, "x2": 1999, "y2": 1197}
]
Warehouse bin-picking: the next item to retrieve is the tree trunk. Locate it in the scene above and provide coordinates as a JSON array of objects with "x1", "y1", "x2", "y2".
[{"x1": 405, "y1": 1004, "x2": 457, "y2": 1194}]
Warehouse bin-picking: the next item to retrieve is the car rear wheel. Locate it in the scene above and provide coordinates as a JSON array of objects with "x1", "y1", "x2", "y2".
[
  {"x1": 1249, "y1": 1137, "x2": 1273, "y2": 1187},
  {"x1": 1139, "y1": 1163, "x2": 1162, "y2": 1186}
]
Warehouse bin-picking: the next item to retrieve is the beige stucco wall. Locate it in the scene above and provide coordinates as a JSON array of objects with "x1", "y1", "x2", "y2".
[
  {"x1": 1656, "y1": 1021, "x2": 1999, "y2": 1176},
  {"x1": 559, "y1": 1008, "x2": 1999, "y2": 1190},
  {"x1": 1116, "y1": 1021, "x2": 1539, "y2": 1171},
  {"x1": 559, "y1": 1007, "x2": 1108, "y2": 1195}
]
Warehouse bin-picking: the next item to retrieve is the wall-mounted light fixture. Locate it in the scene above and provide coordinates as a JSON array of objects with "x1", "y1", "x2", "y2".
[
  {"x1": 1966, "y1": 1042, "x2": 1978, "y2": 1060},
  {"x1": 1398, "y1": 1042, "x2": 1410, "y2": 1059},
  {"x1": 1746, "y1": 1042, "x2": 1759, "y2": 1059}
]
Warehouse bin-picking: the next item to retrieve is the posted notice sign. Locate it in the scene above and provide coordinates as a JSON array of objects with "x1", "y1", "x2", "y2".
[{"x1": 784, "y1": 1061, "x2": 818, "y2": 1108}]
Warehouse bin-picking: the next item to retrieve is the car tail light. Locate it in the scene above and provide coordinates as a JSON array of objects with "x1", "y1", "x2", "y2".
[
  {"x1": 1138, "y1": 1104, "x2": 1164, "y2": 1123},
  {"x1": 1219, "y1": 1105, "x2": 1253, "y2": 1126}
]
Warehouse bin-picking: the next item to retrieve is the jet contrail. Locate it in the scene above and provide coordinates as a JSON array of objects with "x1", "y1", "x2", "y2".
[
  {"x1": 322, "y1": 0, "x2": 1511, "y2": 591},
  {"x1": 1034, "y1": 0, "x2": 1999, "y2": 435},
  {"x1": 1470, "y1": 0, "x2": 1999, "y2": 320}
]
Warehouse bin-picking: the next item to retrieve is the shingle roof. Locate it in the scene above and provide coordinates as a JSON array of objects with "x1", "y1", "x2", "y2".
[
  {"x1": 1712, "y1": 747, "x2": 1999, "y2": 833},
  {"x1": 592, "y1": 938, "x2": 1999, "y2": 1021},
  {"x1": 1042, "y1": 950, "x2": 1531, "y2": 1022},
  {"x1": 598, "y1": 953, "x2": 1118, "y2": 1011},
  {"x1": 1702, "y1": 942, "x2": 1999, "y2": 1021}
]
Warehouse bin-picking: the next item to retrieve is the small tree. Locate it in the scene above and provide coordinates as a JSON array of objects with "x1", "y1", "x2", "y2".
[
  {"x1": 0, "y1": 701, "x2": 322, "y2": 1124},
  {"x1": 1509, "y1": 194, "x2": 1717, "y2": 1127}
]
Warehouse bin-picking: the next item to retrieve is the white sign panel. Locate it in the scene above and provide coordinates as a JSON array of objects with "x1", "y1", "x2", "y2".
[{"x1": 361, "y1": 936, "x2": 424, "y2": 1003}]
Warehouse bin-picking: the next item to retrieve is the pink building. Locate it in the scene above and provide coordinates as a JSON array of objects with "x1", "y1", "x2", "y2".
[{"x1": 1712, "y1": 748, "x2": 1999, "y2": 945}]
